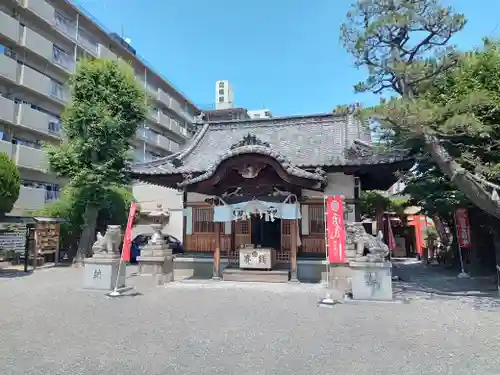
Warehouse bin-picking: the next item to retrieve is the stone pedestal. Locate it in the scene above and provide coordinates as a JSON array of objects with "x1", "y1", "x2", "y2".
[
  {"x1": 83, "y1": 253, "x2": 126, "y2": 291},
  {"x1": 350, "y1": 261, "x2": 393, "y2": 301},
  {"x1": 137, "y1": 243, "x2": 174, "y2": 282}
]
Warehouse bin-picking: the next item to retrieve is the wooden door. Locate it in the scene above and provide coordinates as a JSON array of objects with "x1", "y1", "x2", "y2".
[
  {"x1": 234, "y1": 219, "x2": 251, "y2": 248},
  {"x1": 279, "y1": 219, "x2": 292, "y2": 263},
  {"x1": 230, "y1": 219, "x2": 251, "y2": 265}
]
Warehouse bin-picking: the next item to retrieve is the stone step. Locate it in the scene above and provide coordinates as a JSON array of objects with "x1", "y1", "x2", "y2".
[{"x1": 222, "y1": 268, "x2": 290, "y2": 283}]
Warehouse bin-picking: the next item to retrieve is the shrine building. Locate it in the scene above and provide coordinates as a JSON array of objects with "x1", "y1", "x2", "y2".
[{"x1": 131, "y1": 112, "x2": 412, "y2": 283}]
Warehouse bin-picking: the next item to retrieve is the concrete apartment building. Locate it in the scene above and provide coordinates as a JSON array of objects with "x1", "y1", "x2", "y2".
[{"x1": 0, "y1": 0, "x2": 199, "y2": 238}]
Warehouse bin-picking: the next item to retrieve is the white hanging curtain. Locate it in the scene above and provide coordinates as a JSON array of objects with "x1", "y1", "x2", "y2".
[{"x1": 212, "y1": 200, "x2": 302, "y2": 222}]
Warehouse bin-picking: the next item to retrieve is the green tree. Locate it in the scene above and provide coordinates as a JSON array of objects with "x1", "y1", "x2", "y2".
[
  {"x1": 36, "y1": 186, "x2": 139, "y2": 258},
  {"x1": 46, "y1": 59, "x2": 146, "y2": 264},
  {"x1": 400, "y1": 41, "x2": 500, "y2": 269},
  {"x1": 359, "y1": 190, "x2": 409, "y2": 220},
  {"x1": 0, "y1": 152, "x2": 20, "y2": 216},
  {"x1": 340, "y1": 0, "x2": 500, "y2": 219}
]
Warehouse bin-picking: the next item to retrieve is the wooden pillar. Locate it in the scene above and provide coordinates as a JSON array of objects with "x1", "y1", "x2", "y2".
[
  {"x1": 290, "y1": 219, "x2": 298, "y2": 282},
  {"x1": 213, "y1": 222, "x2": 221, "y2": 280}
]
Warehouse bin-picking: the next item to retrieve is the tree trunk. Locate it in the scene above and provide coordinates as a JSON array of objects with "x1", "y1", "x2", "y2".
[
  {"x1": 73, "y1": 204, "x2": 99, "y2": 267},
  {"x1": 424, "y1": 134, "x2": 500, "y2": 219}
]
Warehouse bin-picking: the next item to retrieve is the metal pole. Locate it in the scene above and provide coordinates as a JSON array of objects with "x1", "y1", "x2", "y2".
[{"x1": 453, "y1": 211, "x2": 469, "y2": 278}]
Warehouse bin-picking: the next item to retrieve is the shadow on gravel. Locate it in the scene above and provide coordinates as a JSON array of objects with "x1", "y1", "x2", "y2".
[
  {"x1": 0, "y1": 269, "x2": 32, "y2": 279},
  {"x1": 392, "y1": 260, "x2": 499, "y2": 300}
]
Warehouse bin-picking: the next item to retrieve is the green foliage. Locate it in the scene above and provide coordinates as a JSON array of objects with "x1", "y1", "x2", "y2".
[
  {"x1": 359, "y1": 190, "x2": 409, "y2": 219},
  {"x1": 341, "y1": 0, "x2": 466, "y2": 97},
  {"x1": 341, "y1": 0, "x2": 500, "y2": 221},
  {"x1": 0, "y1": 152, "x2": 20, "y2": 215},
  {"x1": 46, "y1": 59, "x2": 147, "y2": 204},
  {"x1": 35, "y1": 186, "x2": 135, "y2": 250},
  {"x1": 400, "y1": 42, "x2": 500, "y2": 218}
]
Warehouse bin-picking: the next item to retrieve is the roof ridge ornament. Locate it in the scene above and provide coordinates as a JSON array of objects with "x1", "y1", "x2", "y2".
[{"x1": 230, "y1": 133, "x2": 270, "y2": 150}]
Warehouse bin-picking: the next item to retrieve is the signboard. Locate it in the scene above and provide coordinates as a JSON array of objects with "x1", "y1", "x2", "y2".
[
  {"x1": 239, "y1": 247, "x2": 276, "y2": 269},
  {"x1": 455, "y1": 208, "x2": 472, "y2": 249},
  {"x1": 0, "y1": 223, "x2": 27, "y2": 255},
  {"x1": 326, "y1": 196, "x2": 346, "y2": 263}
]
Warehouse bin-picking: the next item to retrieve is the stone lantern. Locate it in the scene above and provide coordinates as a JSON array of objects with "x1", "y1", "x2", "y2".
[
  {"x1": 136, "y1": 204, "x2": 174, "y2": 283},
  {"x1": 148, "y1": 204, "x2": 170, "y2": 247}
]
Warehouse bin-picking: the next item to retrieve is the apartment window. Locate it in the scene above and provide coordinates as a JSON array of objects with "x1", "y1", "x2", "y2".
[
  {"x1": 1, "y1": 44, "x2": 17, "y2": 59},
  {"x1": 53, "y1": 45, "x2": 74, "y2": 71},
  {"x1": 48, "y1": 116, "x2": 61, "y2": 135},
  {"x1": 51, "y1": 80, "x2": 67, "y2": 101},
  {"x1": 78, "y1": 28, "x2": 98, "y2": 53},
  {"x1": 54, "y1": 12, "x2": 76, "y2": 39},
  {"x1": 218, "y1": 96, "x2": 224, "y2": 102},
  {"x1": 12, "y1": 137, "x2": 41, "y2": 149},
  {"x1": 264, "y1": 111, "x2": 271, "y2": 117},
  {"x1": 219, "y1": 82, "x2": 224, "y2": 88},
  {"x1": 218, "y1": 89, "x2": 224, "y2": 95}
]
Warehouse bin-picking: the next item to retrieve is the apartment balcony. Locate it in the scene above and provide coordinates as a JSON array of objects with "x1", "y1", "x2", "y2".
[
  {"x1": 158, "y1": 89, "x2": 171, "y2": 108},
  {"x1": 0, "y1": 140, "x2": 13, "y2": 157},
  {"x1": 136, "y1": 128, "x2": 172, "y2": 153},
  {"x1": 172, "y1": 121, "x2": 182, "y2": 136},
  {"x1": 158, "y1": 112, "x2": 171, "y2": 129},
  {"x1": 179, "y1": 110, "x2": 195, "y2": 124},
  {"x1": 0, "y1": 96, "x2": 16, "y2": 124},
  {"x1": 17, "y1": 103, "x2": 61, "y2": 137},
  {"x1": 148, "y1": 108, "x2": 159, "y2": 123},
  {"x1": 170, "y1": 141, "x2": 180, "y2": 153},
  {"x1": 19, "y1": 64, "x2": 51, "y2": 96},
  {"x1": 14, "y1": 144, "x2": 49, "y2": 172},
  {"x1": 21, "y1": 0, "x2": 55, "y2": 26},
  {"x1": 157, "y1": 134, "x2": 171, "y2": 151},
  {"x1": 13, "y1": 186, "x2": 47, "y2": 213},
  {"x1": 53, "y1": 12, "x2": 77, "y2": 40},
  {"x1": 52, "y1": 46, "x2": 75, "y2": 72},
  {"x1": 98, "y1": 44, "x2": 117, "y2": 60},
  {"x1": 0, "y1": 53, "x2": 18, "y2": 83},
  {"x1": 170, "y1": 98, "x2": 182, "y2": 113},
  {"x1": 77, "y1": 29, "x2": 98, "y2": 56},
  {"x1": 21, "y1": 26, "x2": 53, "y2": 62},
  {"x1": 0, "y1": 9, "x2": 20, "y2": 43}
]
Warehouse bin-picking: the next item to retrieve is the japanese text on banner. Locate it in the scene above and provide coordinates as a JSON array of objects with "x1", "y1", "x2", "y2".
[
  {"x1": 455, "y1": 208, "x2": 471, "y2": 249},
  {"x1": 326, "y1": 196, "x2": 346, "y2": 263}
]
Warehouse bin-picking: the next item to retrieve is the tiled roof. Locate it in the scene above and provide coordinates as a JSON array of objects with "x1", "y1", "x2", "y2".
[{"x1": 131, "y1": 113, "x2": 409, "y2": 177}]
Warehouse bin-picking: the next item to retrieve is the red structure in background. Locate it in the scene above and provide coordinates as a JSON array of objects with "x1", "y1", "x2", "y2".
[{"x1": 406, "y1": 215, "x2": 435, "y2": 257}]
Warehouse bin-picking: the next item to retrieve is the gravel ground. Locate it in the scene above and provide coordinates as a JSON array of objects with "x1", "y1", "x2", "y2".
[{"x1": 1, "y1": 264, "x2": 499, "y2": 375}]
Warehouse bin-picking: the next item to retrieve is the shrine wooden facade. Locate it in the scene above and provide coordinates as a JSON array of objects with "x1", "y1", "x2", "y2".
[{"x1": 131, "y1": 112, "x2": 412, "y2": 277}]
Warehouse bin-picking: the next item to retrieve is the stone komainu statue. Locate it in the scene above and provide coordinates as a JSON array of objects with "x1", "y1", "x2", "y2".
[
  {"x1": 347, "y1": 223, "x2": 390, "y2": 262},
  {"x1": 92, "y1": 225, "x2": 122, "y2": 254}
]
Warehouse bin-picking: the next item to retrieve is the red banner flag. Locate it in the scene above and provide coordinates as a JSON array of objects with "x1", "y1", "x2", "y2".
[
  {"x1": 455, "y1": 208, "x2": 471, "y2": 249},
  {"x1": 121, "y1": 203, "x2": 137, "y2": 262},
  {"x1": 326, "y1": 196, "x2": 346, "y2": 263}
]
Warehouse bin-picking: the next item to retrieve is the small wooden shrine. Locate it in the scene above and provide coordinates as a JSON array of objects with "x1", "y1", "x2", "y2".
[{"x1": 131, "y1": 112, "x2": 412, "y2": 282}]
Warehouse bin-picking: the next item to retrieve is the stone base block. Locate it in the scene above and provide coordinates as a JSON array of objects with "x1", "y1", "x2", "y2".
[
  {"x1": 324, "y1": 263, "x2": 353, "y2": 293},
  {"x1": 83, "y1": 254, "x2": 126, "y2": 291},
  {"x1": 137, "y1": 255, "x2": 173, "y2": 282},
  {"x1": 350, "y1": 261, "x2": 392, "y2": 301}
]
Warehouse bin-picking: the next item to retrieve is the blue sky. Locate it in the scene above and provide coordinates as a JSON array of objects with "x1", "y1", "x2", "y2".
[{"x1": 75, "y1": 0, "x2": 500, "y2": 116}]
